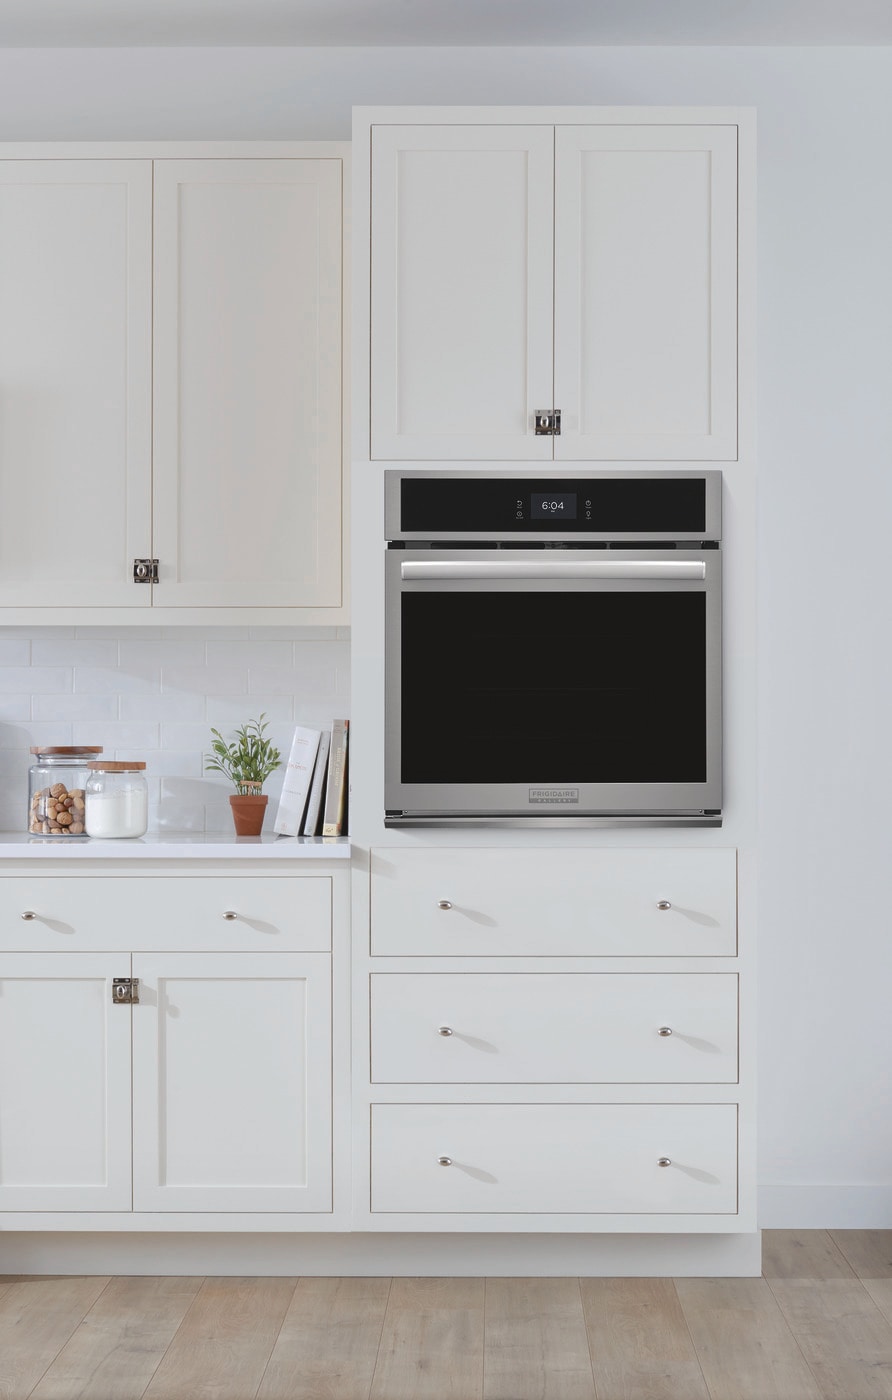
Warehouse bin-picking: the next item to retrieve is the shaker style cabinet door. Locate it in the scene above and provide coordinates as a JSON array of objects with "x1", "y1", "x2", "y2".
[
  {"x1": 152, "y1": 159, "x2": 343, "y2": 607},
  {"x1": 370, "y1": 126, "x2": 554, "y2": 460},
  {"x1": 0, "y1": 161, "x2": 152, "y2": 606},
  {"x1": 554, "y1": 126, "x2": 738, "y2": 461},
  {"x1": 131, "y1": 953, "x2": 332, "y2": 1212},
  {"x1": 0, "y1": 954, "x2": 132, "y2": 1211}
]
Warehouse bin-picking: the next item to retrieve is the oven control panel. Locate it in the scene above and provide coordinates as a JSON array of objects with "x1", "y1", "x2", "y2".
[{"x1": 386, "y1": 472, "x2": 721, "y2": 542}]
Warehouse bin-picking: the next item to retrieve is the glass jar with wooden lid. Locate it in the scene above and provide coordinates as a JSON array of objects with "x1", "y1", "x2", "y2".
[
  {"x1": 28, "y1": 746, "x2": 103, "y2": 836},
  {"x1": 84, "y1": 761, "x2": 149, "y2": 839}
]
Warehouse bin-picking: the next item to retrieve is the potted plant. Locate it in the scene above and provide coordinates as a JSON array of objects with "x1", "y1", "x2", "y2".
[{"x1": 205, "y1": 714, "x2": 282, "y2": 836}]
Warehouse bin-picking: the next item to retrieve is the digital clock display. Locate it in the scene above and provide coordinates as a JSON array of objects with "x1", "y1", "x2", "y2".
[{"x1": 531, "y1": 492, "x2": 577, "y2": 520}]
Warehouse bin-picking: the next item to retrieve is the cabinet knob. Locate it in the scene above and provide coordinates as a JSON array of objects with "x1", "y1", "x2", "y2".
[
  {"x1": 222, "y1": 910, "x2": 239, "y2": 921},
  {"x1": 656, "y1": 900, "x2": 672, "y2": 911},
  {"x1": 658, "y1": 1026, "x2": 673, "y2": 1037},
  {"x1": 657, "y1": 1157, "x2": 672, "y2": 1167},
  {"x1": 437, "y1": 1025, "x2": 454, "y2": 1037},
  {"x1": 438, "y1": 1156, "x2": 453, "y2": 1167},
  {"x1": 21, "y1": 910, "x2": 37, "y2": 921},
  {"x1": 437, "y1": 900, "x2": 453, "y2": 911}
]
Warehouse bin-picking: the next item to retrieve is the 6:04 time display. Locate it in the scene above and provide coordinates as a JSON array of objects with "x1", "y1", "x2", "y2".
[{"x1": 531, "y1": 492, "x2": 577, "y2": 520}]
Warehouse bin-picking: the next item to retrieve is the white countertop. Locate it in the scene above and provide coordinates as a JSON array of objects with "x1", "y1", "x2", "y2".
[{"x1": 0, "y1": 832, "x2": 351, "y2": 860}]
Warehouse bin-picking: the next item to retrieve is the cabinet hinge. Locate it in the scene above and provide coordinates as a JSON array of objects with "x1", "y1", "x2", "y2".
[
  {"x1": 133, "y1": 559, "x2": 158, "y2": 583},
  {"x1": 534, "y1": 409, "x2": 561, "y2": 436},
  {"x1": 112, "y1": 977, "x2": 139, "y2": 1005}
]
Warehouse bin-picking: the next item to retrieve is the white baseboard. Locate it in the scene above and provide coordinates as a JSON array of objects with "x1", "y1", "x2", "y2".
[
  {"x1": 759, "y1": 1184, "x2": 892, "y2": 1228},
  {"x1": 0, "y1": 1231, "x2": 762, "y2": 1278}
]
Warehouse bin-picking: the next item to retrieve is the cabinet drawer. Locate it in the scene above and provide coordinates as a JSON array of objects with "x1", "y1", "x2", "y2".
[
  {"x1": 371, "y1": 849, "x2": 736, "y2": 956},
  {"x1": 371, "y1": 1104, "x2": 738, "y2": 1215},
  {"x1": 371, "y1": 973, "x2": 738, "y2": 1084},
  {"x1": 0, "y1": 877, "x2": 331, "y2": 951}
]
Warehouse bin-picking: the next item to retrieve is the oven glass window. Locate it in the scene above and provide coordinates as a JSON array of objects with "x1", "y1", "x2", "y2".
[{"x1": 401, "y1": 591, "x2": 707, "y2": 784}]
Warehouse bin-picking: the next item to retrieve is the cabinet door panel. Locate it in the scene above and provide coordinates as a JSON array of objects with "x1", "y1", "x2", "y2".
[
  {"x1": 0, "y1": 161, "x2": 152, "y2": 606},
  {"x1": 0, "y1": 954, "x2": 131, "y2": 1210},
  {"x1": 554, "y1": 127, "x2": 737, "y2": 461},
  {"x1": 371, "y1": 126, "x2": 554, "y2": 460},
  {"x1": 132, "y1": 953, "x2": 331, "y2": 1212},
  {"x1": 153, "y1": 159, "x2": 343, "y2": 607}
]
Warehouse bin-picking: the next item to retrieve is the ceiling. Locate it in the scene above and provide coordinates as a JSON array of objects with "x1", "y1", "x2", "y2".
[{"x1": 0, "y1": 0, "x2": 890, "y2": 47}]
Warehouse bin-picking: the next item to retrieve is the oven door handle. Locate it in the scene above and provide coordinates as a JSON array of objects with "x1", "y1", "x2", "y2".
[{"x1": 400, "y1": 560, "x2": 707, "y2": 581}]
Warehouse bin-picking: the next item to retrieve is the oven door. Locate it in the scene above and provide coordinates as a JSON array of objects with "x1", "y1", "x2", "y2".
[{"x1": 385, "y1": 549, "x2": 722, "y2": 823}]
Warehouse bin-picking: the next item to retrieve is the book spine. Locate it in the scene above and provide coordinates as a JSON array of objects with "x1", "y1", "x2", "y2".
[
  {"x1": 302, "y1": 729, "x2": 331, "y2": 836},
  {"x1": 321, "y1": 719, "x2": 349, "y2": 836},
  {"x1": 273, "y1": 726, "x2": 321, "y2": 836}
]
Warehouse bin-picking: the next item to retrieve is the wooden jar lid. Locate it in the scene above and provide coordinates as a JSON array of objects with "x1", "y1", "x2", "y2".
[
  {"x1": 30, "y1": 746, "x2": 104, "y2": 756},
  {"x1": 87, "y1": 761, "x2": 147, "y2": 771}
]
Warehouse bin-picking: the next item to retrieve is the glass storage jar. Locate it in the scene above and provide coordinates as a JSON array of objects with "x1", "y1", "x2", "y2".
[
  {"x1": 28, "y1": 746, "x2": 103, "y2": 836},
  {"x1": 85, "y1": 762, "x2": 149, "y2": 839}
]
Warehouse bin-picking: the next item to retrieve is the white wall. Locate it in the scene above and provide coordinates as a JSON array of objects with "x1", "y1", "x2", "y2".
[
  {"x1": 0, "y1": 628, "x2": 349, "y2": 833},
  {"x1": 1, "y1": 44, "x2": 889, "y2": 1226}
]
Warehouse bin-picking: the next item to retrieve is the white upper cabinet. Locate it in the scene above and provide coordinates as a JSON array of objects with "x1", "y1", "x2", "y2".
[
  {"x1": 369, "y1": 120, "x2": 739, "y2": 463},
  {"x1": 153, "y1": 159, "x2": 344, "y2": 608},
  {"x1": 0, "y1": 160, "x2": 152, "y2": 606},
  {"x1": 370, "y1": 126, "x2": 554, "y2": 461},
  {"x1": 554, "y1": 126, "x2": 737, "y2": 461}
]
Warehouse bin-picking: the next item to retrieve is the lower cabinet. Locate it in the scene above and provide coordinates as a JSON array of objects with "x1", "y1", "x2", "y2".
[{"x1": 0, "y1": 950, "x2": 331, "y2": 1215}]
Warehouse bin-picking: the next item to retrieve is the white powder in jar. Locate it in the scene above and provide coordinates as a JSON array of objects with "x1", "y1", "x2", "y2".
[{"x1": 84, "y1": 789, "x2": 148, "y2": 839}]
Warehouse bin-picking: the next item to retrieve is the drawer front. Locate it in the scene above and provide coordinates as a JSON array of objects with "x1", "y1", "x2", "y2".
[
  {"x1": 371, "y1": 973, "x2": 738, "y2": 1083},
  {"x1": 371, "y1": 848, "x2": 736, "y2": 956},
  {"x1": 0, "y1": 876, "x2": 331, "y2": 951},
  {"x1": 372, "y1": 1103, "x2": 738, "y2": 1215}
]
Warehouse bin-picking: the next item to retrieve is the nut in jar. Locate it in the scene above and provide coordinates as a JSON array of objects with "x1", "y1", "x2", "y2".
[
  {"x1": 30, "y1": 783, "x2": 86, "y2": 836},
  {"x1": 28, "y1": 746, "x2": 102, "y2": 838}
]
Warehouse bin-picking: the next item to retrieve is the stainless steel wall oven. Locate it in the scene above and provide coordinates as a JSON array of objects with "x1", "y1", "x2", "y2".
[{"x1": 385, "y1": 471, "x2": 722, "y2": 826}]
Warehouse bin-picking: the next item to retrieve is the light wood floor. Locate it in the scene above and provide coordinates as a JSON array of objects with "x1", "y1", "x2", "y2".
[{"x1": 1, "y1": 1231, "x2": 891, "y2": 1399}]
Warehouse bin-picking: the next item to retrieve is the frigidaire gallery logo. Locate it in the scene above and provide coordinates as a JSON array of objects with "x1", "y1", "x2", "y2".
[{"x1": 529, "y1": 788, "x2": 579, "y2": 804}]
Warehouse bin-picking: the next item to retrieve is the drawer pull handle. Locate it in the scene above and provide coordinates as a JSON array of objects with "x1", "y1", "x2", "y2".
[
  {"x1": 437, "y1": 1025, "x2": 454, "y2": 1037},
  {"x1": 438, "y1": 1156, "x2": 453, "y2": 1167},
  {"x1": 658, "y1": 1157, "x2": 672, "y2": 1167},
  {"x1": 222, "y1": 911, "x2": 239, "y2": 921},
  {"x1": 656, "y1": 900, "x2": 672, "y2": 911},
  {"x1": 21, "y1": 910, "x2": 37, "y2": 921},
  {"x1": 658, "y1": 1026, "x2": 673, "y2": 1037},
  {"x1": 437, "y1": 900, "x2": 453, "y2": 911}
]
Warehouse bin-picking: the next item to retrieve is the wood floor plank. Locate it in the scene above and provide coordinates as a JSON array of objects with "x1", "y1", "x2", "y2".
[
  {"x1": 28, "y1": 1276, "x2": 204, "y2": 1400},
  {"x1": 369, "y1": 1278, "x2": 484, "y2": 1400},
  {"x1": 762, "y1": 1230, "x2": 857, "y2": 1280},
  {"x1": 0, "y1": 1276, "x2": 110, "y2": 1400},
  {"x1": 830, "y1": 1232, "x2": 892, "y2": 1279},
  {"x1": 676, "y1": 1278, "x2": 823, "y2": 1400},
  {"x1": 141, "y1": 1276, "x2": 297, "y2": 1400},
  {"x1": 865, "y1": 1281, "x2": 892, "y2": 1327},
  {"x1": 581, "y1": 1278, "x2": 709, "y2": 1400},
  {"x1": 256, "y1": 1277, "x2": 391, "y2": 1400},
  {"x1": 484, "y1": 1277, "x2": 596, "y2": 1400},
  {"x1": 768, "y1": 1278, "x2": 892, "y2": 1400}
]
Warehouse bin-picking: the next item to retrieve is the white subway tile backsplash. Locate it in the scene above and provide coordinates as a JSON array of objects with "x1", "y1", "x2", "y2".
[
  {"x1": 31, "y1": 640, "x2": 119, "y2": 667},
  {"x1": 0, "y1": 667, "x2": 73, "y2": 694},
  {"x1": 0, "y1": 628, "x2": 349, "y2": 832}
]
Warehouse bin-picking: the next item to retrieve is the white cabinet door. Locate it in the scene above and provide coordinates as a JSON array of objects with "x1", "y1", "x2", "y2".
[
  {"x1": 0, "y1": 160, "x2": 152, "y2": 606},
  {"x1": 370, "y1": 126, "x2": 554, "y2": 461},
  {"x1": 554, "y1": 126, "x2": 738, "y2": 461},
  {"x1": 0, "y1": 954, "x2": 132, "y2": 1210},
  {"x1": 132, "y1": 953, "x2": 331, "y2": 1212},
  {"x1": 153, "y1": 159, "x2": 343, "y2": 608}
]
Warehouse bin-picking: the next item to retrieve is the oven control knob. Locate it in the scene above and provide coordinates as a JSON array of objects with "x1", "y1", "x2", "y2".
[
  {"x1": 656, "y1": 900, "x2": 672, "y2": 911},
  {"x1": 437, "y1": 900, "x2": 453, "y2": 910}
]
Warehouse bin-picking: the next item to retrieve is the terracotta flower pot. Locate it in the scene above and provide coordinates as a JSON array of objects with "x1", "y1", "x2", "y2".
[{"x1": 229, "y1": 792, "x2": 268, "y2": 836}]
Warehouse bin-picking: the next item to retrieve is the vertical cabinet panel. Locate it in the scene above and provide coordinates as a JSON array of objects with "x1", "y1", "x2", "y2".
[
  {"x1": 554, "y1": 126, "x2": 738, "y2": 461},
  {"x1": 371, "y1": 126, "x2": 554, "y2": 461},
  {"x1": 0, "y1": 955, "x2": 132, "y2": 1210},
  {"x1": 0, "y1": 161, "x2": 152, "y2": 606},
  {"x1": 132, "y1": 953, "x2": 331, "y2": 1212},
  {"x1": 152, "y1": 159, "x2": 343, "y2": 608}
]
